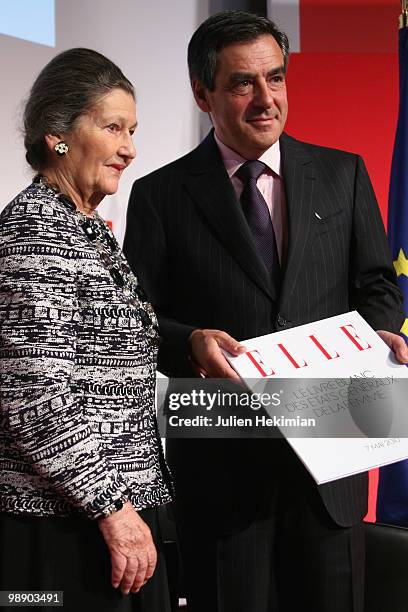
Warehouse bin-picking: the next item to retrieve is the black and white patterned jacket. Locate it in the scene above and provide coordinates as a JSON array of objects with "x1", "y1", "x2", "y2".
[{"x1": 0, "y1": 181, "x2": 172, "y2": 519}]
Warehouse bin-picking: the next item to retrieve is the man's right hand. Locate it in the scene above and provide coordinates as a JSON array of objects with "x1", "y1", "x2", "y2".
[
  {"x1": 98, "y1": 501, "x2": 157, "y2": 595},
  {"x1": 189, "y1": 329, "x2": 246, "y2": 379}
]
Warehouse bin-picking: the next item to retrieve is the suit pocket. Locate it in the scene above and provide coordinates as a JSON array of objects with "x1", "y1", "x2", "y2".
[{"x1": 314, "y1": 209, "x2": 345, "y2": 236}]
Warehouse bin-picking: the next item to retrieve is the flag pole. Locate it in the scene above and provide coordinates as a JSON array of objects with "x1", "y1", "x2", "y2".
[{"x1": 401, "y1": 0, "x2": 408, "y2": 28}]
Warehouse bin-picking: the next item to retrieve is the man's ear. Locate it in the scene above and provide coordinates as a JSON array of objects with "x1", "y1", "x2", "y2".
[
  {"x1": 44, "y1": 133, "x2": 63, "y2": 153},
  {"x1": 192, "y1": 80, "x2": 212, "y2": 113}
]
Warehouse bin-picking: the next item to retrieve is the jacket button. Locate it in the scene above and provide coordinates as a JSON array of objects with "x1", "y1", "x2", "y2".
[{"x1": 276, "y1": 315, "x2": 287, "y2": 327}]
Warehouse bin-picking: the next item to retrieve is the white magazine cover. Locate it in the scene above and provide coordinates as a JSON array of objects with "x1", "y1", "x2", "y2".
[{"x1": 224, "y1": 311, "x2": 408, "y2": 484}]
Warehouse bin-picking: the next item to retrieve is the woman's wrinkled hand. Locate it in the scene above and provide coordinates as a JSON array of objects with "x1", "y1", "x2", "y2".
[{"x1": 98, "y1": 501, "x2": 157, "y2": 595}]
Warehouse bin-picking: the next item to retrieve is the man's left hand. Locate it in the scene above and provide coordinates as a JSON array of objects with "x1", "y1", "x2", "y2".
[{"x1": 377, "y1": 330, "x2": 408, "y2": 364}]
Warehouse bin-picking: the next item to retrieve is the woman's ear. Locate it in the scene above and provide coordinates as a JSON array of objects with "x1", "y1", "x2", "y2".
[{"x1": 44, "y1": 133, "x2": 62, "y2": 153}]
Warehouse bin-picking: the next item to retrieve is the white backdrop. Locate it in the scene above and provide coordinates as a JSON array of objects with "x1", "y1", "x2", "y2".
[
  {"x1": 0, "y1": 0, "x2": 209, "y2": 244},
  {"x1": 267, "y1": 0, "x2": 299, "y2": 52}
]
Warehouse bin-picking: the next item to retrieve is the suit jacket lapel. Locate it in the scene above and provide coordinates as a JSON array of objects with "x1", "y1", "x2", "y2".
[
  {"x1": 184, "y1": 131, "x2": 276, "y2": 301},
  {"x1": 279, "y1": 133, "x2": 316, "y2": 309}
]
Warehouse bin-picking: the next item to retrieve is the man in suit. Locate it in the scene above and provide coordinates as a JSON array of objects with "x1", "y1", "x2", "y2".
[{"x1": 124, "y1": 10, "x2": 408, "y2": 612}]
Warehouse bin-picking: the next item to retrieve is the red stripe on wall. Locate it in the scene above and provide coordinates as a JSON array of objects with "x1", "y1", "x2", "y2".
[
  {"x1": 365, "y1": 468, "x2": 379, "y2": 522},
  {"x1": 285, "y1": 52, "x2": 398, "y2": 222},
  {"x1": 299, "y1": 0, "x2": 399, "y2": 53}
]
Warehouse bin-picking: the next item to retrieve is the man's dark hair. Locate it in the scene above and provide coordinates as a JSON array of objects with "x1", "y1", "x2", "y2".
[
  {"x1": 187, "y1": 10, "x2": 289, "y2": 92},
  {"x1": 23, "y1": 48, "x2": 134, "y2": 171}
]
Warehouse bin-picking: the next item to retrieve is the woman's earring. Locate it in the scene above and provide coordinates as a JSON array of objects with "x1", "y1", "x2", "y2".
[{"x1": 54, "y1": 141, "x2": 69, "y2": 156}]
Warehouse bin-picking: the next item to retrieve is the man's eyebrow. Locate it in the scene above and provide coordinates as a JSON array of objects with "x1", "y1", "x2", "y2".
[
  {"x1": 228, "y1": 71, "x2": 255, "y2": 83},
  {"x1": 267, "y1": 66, "x2": 285, "y2": 77},
  {"x1": 228, "y1": 66, "x2": 286, "y2": 84}
]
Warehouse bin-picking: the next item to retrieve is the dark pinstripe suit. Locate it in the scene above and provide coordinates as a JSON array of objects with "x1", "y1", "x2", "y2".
[{"x1": 124, "y1": 130, "x2": 404, "y2": 611}]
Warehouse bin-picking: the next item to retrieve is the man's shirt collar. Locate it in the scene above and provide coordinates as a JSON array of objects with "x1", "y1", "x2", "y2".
[{"x1": 214, "y1": 131, "x2": 281, "y2": 178}]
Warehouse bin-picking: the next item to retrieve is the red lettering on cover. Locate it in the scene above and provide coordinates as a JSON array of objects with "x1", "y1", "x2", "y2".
[
  {"x1": 309, "y1": 335, "x2": 340, "y2": 360},
  {"x1": 277, "y1": 344, "x2": 308, "y2": 369},
  {"x1": 340, "y1": 324, "x2": 371, "y2": 351},
  {"x1": 245, "y1": 350, "x2": 275, "y2": 377}
]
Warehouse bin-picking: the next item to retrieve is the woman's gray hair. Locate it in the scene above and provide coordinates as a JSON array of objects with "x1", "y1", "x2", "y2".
[{"x1": 23, "y1": 48, "x2": 134, "y2": 171}]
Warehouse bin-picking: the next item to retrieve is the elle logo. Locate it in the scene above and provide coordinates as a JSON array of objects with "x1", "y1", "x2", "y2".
[{"x1": 245, "y1": 324, "x2": 371, "y2": 377}]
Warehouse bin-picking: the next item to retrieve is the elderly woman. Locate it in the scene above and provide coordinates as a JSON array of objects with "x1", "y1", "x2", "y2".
[{"x1": 0, "y1": 48, "x2": 173, "y2": 611}]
